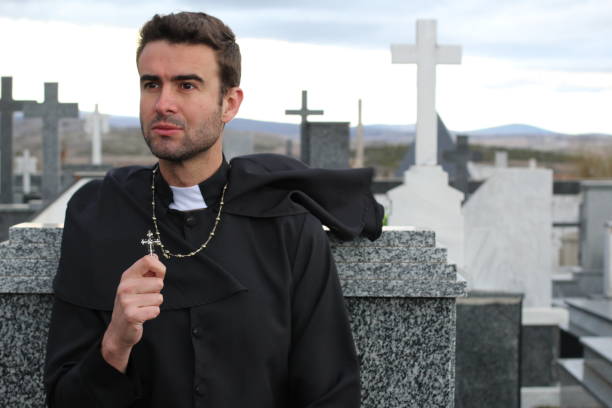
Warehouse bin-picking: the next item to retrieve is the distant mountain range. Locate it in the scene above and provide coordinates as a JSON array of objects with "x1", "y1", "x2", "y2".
[{"x1": 99, "y1": 114, "x2": 612, "y2": 145}]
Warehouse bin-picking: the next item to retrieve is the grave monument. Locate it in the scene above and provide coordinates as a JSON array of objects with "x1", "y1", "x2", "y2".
[
  {"x1": 285, "y1": 90, "x2": 350, "y2": 169},
  {"x1": 285, "y1": 90, "x2": 323, "y2": 164},
  {"x1": 23, "y1": 82, "x2": 79, "y2": 202},
  {"x1": 84, "y1": 104, "x2": 109, "y2": 165},
  {"x1": 387, "y1": 19, "x2": 465, "y2": 269},
  {"x1": 0, "y1": 223, "x2": 466, "y2": 406},
  {"x1": 15, "y1": 149, "x2": 37, "y2": 196},
  {"x1": 0, "y1": 77, "x2": 34, "y2": 203}
]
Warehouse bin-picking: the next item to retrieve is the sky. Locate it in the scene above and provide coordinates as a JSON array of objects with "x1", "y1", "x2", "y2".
[{"x1": 0, "y1": 0, "x2": 611, "y2": 135}]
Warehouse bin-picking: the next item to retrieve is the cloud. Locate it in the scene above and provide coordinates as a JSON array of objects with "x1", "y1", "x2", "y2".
[{"x1": 1, "y1": 0, "x2": 610, "y2": 72}]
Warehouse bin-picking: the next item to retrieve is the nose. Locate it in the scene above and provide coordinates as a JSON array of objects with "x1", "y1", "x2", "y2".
[{"x1": 154, "y1": 87, "x2": 178, "y2": 115}]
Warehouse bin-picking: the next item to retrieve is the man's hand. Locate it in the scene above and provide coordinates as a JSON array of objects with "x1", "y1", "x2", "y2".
[{"x1": 101, "y1": 254, "x2": 166, "y2": 373}]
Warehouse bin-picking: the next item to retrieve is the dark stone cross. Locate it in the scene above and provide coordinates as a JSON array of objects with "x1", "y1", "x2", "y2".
[
  {"x1": 285, "y1": 90, "x2": 324, "y2": 163},
  {"x1": 23, "y1": 82, "x2": 78, "y2": 202},
  {"x1": 0, "y1": 77, "x2": 34, "y2": 203}
]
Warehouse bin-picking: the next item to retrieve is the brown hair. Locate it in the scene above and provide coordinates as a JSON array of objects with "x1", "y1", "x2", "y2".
[{"x1": 136, "y1": 12, "x2": 241, "y2": 96}]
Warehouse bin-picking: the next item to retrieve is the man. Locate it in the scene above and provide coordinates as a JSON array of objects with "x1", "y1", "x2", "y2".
[{"x1": 45, "y1": 12, "x2": 383, "y2": 408}]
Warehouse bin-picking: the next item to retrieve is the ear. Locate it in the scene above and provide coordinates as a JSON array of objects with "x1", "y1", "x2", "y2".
[{"x1": 221, "y1": 87, "x2": 244, "y2": 123}]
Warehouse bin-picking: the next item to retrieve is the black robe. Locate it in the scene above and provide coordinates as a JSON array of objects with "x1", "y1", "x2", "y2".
[{"x1": 45, "y1": 154, "x2": 383, "y2": 408}]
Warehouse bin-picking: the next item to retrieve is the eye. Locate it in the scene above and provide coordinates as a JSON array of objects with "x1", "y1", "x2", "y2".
[
  {"x1": 143, "y1": 82, "x2": 159, "y2": 90},
  {"x1": 181, "y1": 82, "x2": 196, "y2": 90}
]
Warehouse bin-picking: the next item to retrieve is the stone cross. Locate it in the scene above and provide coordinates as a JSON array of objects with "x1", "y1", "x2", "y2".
[
  {"x1": 15, "y1": 149, "x2": 37, "y2": 195},
  {"x1": 0, "y1": 77, "x2": 34, "y2": 203},
  {"x1": 85, "y1": 104, "x2": 109, "y2": 165},
  {"x1": 285, "y1": 90, "x2": 324, "y2": 124},
  {"x1": 23, "y1": 83, "x2": 79, "y2": 202},
  {"x1": 141, "y1": 230, "x2": 161, "y2": 255},
  {"x1": 354, "y1": 99, "x2": 365, "y2": 168},
  {"x1": 285, "y1": 90, "x2": 324, "y2": 163},
  {"x1": 391, "y1": 20, "x2": 462, "y2": 166}
]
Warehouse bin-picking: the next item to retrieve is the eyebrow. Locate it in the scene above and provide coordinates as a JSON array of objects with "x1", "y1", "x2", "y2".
[{"x1": 140, "y1": 74, "x2": 205, "y2": 83}]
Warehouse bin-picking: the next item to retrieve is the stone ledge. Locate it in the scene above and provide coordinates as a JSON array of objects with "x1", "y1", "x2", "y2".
[
  {"x1": 0, "y1": 241, "x2": 61, "y2": 260},
  {"x1": 342, "y1": 277, "x2": 467, "y2": 298},
  {"x1": 328, "y1": 227, "x2": 435, "y2": 248},
  {"x1": 336, "y1": 263, "x2": 456, "y2": 280},
  {"x1": 0, "y1": 259, "x2": 58, "y2": 278},
  {"x1": 332, "y1": 246, "x2": 447, "y2": 263},
  {"x1": 8, "y1": 223, "x2": 63, "y2": 245}
]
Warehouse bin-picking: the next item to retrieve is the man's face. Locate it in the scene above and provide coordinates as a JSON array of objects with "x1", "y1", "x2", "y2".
[{"x1": 137, "y1": 40, "x2": 225, "y2": 162}]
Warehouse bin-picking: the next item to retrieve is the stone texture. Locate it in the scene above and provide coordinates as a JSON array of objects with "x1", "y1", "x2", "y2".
[
  {"x1": 521, "y1": 325, "x2": 560, "y2": 386},
  {"x1": 455, "y1": 291, "x2": 522, "y2": 408},
  {"x1": 348, "y1": 297, "x2": 457, "y2": 407},
  {"x1": 284, "y1": 90, "x2": 323, "y2": 164},
  {"x1": 1, "y1": 224, "x2": 466, "y2": 407},
  {"x1": 23, "y1": 82, "x2": 79, "y2": 202},
  {"x1": 463, "y1": 168, "x2": 553, "y2": 308},
  {"x1": 306, "y1": 122, "x2": 350, "y2": 169},
  {"x1": 0, "y1": 294, "x2": 53, "y2": 407},
  {"x1": 0, "y1": 77, "x2": 34, "y2": 204},
  {"x1": 0, "y1": 204, "x2": 38, "y2": 242},
  {"x1": 388, "y1": 165, "x2": 464, "y2": 269},
  {"x1": 580, "y1": 181, "x2": 612, "y2": 272}
]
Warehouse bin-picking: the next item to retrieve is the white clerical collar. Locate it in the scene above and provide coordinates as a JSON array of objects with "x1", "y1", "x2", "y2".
[{"x1": 169, "y1": 185, "x2": 208, "y2": 211}]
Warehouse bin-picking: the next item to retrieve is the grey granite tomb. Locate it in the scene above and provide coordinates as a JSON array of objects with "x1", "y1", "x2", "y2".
[
  {"x1": 0, "y1": 77, "x2": 34, "y2": 204},
  {"x1": 23, "y1": 83, "x2": 79, "y2": 203},
  {"x1": 0, "y1": 224, "x2": 466, "y2": 407},
  {"x1": 455, "y1": 291, "x2": 523, "y2": 408},
  {"x1": 306, "y1": 122, "x2": 351, "y2": 169}
]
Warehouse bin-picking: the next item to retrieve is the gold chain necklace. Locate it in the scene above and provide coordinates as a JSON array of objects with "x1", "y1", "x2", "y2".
[{"x1": 144, "y1": 165, "x2": 228, "y2": 259}]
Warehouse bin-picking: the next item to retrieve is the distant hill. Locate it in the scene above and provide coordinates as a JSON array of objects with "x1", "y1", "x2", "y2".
[
  {"x1": 92, "y1": 113, "x2": 612, "y2": 149},
  {"x1": 464, "y1": 124, "x2": 557, "y2": 136}
]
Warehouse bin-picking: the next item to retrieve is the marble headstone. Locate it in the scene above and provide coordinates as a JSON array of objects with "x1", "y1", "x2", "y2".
[
  {"x1": 580, "y1": 181, "x2": 612, "y2": 273},
  {"x1": 463, "y1": 168, "x2": 553, "y2": 308}
]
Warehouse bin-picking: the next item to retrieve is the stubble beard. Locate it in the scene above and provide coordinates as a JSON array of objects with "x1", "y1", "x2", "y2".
[{"x1": 141, "y1": 110, "x2": 224, "y2": 163}]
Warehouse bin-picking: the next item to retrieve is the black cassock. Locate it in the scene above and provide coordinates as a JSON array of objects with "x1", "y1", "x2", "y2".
[{"x1": 45, "y1": 154, "x2": 383, "y2": 408}]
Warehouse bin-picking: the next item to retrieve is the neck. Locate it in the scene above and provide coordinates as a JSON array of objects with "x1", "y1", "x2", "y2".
[{"x1": 158, "y1": 144, "x2": 223, "y2": 187}]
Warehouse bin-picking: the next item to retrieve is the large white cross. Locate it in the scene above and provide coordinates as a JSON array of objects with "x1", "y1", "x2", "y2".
[
  {"x1": 15, "y1": 149, "x2": 37, "y2": 194},
  {"x1": 391, "y1": 19, "x2": 462, "y2": 166}
]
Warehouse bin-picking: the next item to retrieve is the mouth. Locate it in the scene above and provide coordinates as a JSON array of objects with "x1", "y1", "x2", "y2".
[{"x1": 151, "y1": 122, "x2": 184, "y2": 136}]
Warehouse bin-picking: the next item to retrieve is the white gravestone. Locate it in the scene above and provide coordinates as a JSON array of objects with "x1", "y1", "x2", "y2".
[
  {"x1": 14, "y1": 149, "x2": 37, "y2": 194},
  {"x1": 387, "y1": 19, "x2": 465, "y2": 269},
  {"x1": 463, "y1": 168, "x2": 553, "y2": 308},
  {"x1": 84, "y1": 104, "x2": 109, "y2": 165}
]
